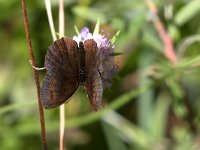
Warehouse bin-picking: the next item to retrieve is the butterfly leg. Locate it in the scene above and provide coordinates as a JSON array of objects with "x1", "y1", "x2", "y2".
[{"x1": 29, "y1": 60, "x2": 46, "y2": 71}]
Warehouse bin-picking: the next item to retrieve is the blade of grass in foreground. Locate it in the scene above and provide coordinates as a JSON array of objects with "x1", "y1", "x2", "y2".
[{"x1": 0, "y1": 83, "x2": 153, "y2": 128}]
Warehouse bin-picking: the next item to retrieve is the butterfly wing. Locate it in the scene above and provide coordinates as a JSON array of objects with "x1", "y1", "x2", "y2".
[
  {"x1": 41, "y1": 38, "x2": 79, "y2": 109},
  {"x1": 41, "y1": 73, "x2": 79, "y2": 109},
  {"x1": 45, "y1": 38, "x2": 79, "y2": 79},
  {"x1": 84, "y1": 39, "x2": 103, "y2": 111}
]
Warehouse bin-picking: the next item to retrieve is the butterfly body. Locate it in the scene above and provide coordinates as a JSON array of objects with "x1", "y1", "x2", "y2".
[
  {"x1": 79, "y1": 41, "x2": 86, "y2": 82},
  {"x1": 41, "y1": 38, "x2": 103, "y2": 111}
]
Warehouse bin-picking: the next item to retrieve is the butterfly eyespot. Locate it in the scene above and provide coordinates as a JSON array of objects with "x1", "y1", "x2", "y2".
[{"x1": 50, "y1": 91, "x2": 53, "y2": 99}]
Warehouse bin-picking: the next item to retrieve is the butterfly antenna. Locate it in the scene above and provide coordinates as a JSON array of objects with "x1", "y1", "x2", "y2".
[{"x1": 110, "y1": 52, "x2": 124, "y2": 57}]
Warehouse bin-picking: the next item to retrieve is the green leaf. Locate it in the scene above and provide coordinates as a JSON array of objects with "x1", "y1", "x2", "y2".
[
  {"x1": 102, "y1": 120, "x2": 128, "y2": 150},
  {"x1": 151, "y1": 92, "x2": 171, "y2": 137},
  {"x1": 0, "y1": 84, "x2": 153, "y2": 128},
  {"x1": 0, "y1": 100, "x2": 37, "y2": 115},
  {"x1": 74, "y1": 25, "x2": 80, "y2": 35},
  {"x1": 174, "y1": 0, "x2": 200, "y2": 25},
  {"x1": 142, "y1": 28, "x2": 163, "y2": 53},
  {"x1": 138, "y1": 50, "x2": 155, "y2": 131},
  {"x1": 56, "y1": 32, "x2": 61, "y2": 38},
  {"x1": 101, "y1": 111, "x2": 150, "y2": 148},
  {"x1": 177, "y1": 35, "x2": 200, "y2": 58},
  {"x1": 73, "y1": 6, "x2": 106, "y2": 23},
  {"x1": 93, "y1": 19, "x2": 100, "y2": 36},
  {"x1": 176, "y1": 55, "x2": 200, "y2": 69},
  {"x1": 111, "y1": 30, "x2": 120, "y2": 44}
]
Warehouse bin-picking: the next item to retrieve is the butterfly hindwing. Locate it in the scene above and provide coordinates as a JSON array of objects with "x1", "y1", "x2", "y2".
[
  {"x1": 41, "y1": 73, "x2": 79, "y2": 109},
  {"x1": 84, "y1": 39, "x2": 103, "y2": 111},
  {"x1": 85, "y1": 72, "x2": 103, "y2": 111}
]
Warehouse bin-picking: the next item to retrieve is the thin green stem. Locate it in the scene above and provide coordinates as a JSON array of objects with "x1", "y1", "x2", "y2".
[{"x1": 44, "y1": 0, "x2": 57, "y2": 41}]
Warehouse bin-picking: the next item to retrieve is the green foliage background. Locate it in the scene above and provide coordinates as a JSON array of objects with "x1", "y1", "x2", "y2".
[{"x1": 0, "y1": 0, "x2": 200, "y2": 149}]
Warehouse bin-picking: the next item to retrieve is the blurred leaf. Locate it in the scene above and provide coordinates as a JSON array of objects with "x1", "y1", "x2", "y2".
[
  {"x1": 174, "y1": 0, "x2": 200, "y2": 25},
  {"x1": 176, "y1": 55, "x2": 200, "y2": 69},
  {"x1": 151, "y1": 91, "x2": 171, "y2": 137},
  {"x1": 101, "y1": 111, "x2": 150, "y2": 148},
  {"x1": 93, "y1": 19, "x2": 100, "y2": 36},
  {"x1": 142, "y1": 28, "x2": 163, "y2": 53},
  {"x1": 67, "y1": 83, "x2": 153, "y2": 128},
  {"x1": 0, "y1": 100, "x2": 37, "y2": 115},
  {"x1": 173, "y1": 102, "x2": 187, "y2": 118},
  {"x1": 115, "y1": 12, "x2": 146, "y2": 53},
  {"x1": 110, "y1": 18, "x2": 125, "y2": 30},
  {"x1": 102, "y1": 120, "x2": 128, "y2": 150},
  {"x1": 168, "y1": 24, "x2": 180, "y2": 42},
  {"x1": 73, "y1": 6, "x2": 106, "y2": 23},
  {"x1": 166, "y1": 77, "x2": 183, "y2": 99},
  {"x1": 172, "y1": 127, "x2": 197, "y2": 150},
  {"x1": 74, "y1": 25, "x2": 80, "y2": 35},
  {"x1": 138, "y1": 49, "x2": 155, "y2": 131},
  {"x1": 0, "y1": 83, "x2": 152, "y2": 127},
  {"x1": 111, "y1": 30, "x2": 120, "y2": 44},
  {"x1": 177, "y1": 35, "x2": 200, "y2": 59}
]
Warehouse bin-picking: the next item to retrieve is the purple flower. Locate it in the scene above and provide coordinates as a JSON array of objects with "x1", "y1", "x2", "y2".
[{"x1": 73, "y1": 27, "x2": 117, "y2": 88}]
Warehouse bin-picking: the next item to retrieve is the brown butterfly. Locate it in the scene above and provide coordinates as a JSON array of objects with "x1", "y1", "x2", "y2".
[{"x1": 40, "y1": 38, "x2": 103, "y2": 111}]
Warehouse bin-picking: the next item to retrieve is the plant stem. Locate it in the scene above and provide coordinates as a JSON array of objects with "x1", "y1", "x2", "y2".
[
  {"x1": 59, "y1": 0, "x2": 65, "y2": 149},
  {"x1": 44, "y1": 0, "x2": 57, "y2": 41},
  {"x1": 44, "y1": 0, "x2": 66, "y2": 149},
  {"x1": 60, "y1": 106, "x2": 65, "y2": 150},
  {"x1": 146, "y1": 0, "x2": 177, "y2": 64},
  {"x1": 21, "y1": 0, "x2": 47, "y2": 149}
]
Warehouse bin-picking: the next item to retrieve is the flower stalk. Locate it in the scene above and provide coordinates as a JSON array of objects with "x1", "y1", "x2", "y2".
[{"x1": 58, "y1": 0, "x2": 65, "y2": 150}]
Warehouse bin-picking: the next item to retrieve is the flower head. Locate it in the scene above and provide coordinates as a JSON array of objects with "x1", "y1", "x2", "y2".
[{"x1": 73, "y1": 26, "x2": 118, "y2": 88}]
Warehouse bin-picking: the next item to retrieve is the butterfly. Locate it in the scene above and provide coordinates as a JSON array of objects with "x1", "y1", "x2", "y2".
[{"x1": 40, "y1": 38, "x2": 103, "y2": 111}]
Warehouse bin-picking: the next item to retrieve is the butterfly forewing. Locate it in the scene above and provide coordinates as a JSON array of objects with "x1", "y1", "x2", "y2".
[
  {"x1": 84, "y1": 39, "x2": 103, "y2": 111},
  {"x1": 41, "y1": 38, "x2": 79, "y2": 109},
  {"x1": 45, "y1": 38, "x2": 79, "y2": 79}
]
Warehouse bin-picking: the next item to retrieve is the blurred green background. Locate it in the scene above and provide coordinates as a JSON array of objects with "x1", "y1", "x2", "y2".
[{"x1": 1, "y1": 0, "x2": 200, "y2": 149}]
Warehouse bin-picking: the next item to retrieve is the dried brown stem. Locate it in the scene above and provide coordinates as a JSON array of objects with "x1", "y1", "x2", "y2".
[
  {"x1": 146, "y1": 0, "x2": 177, "y2": 64},
  {"x1": 21, "y1": 0, "x2": 47, "y2": 149}
]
